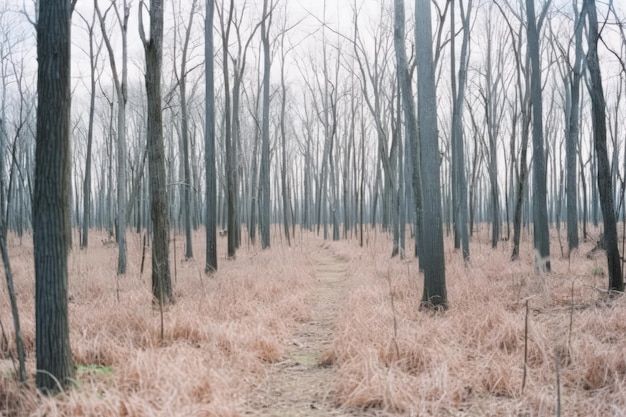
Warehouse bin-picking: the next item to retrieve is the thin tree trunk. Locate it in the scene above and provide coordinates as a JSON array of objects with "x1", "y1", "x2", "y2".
[
  {"x1": 177, "y1": 0, "x2": 197, "y2": 259},
  {"x1": 140, "y1": 0, "x2": 173, "y2": 304},
  {"x1": 95, "y1": 0, "x2": 129, "y2": 274},
  {"x1": 279, "y1": 35, "x2": 291, "y2": 246},
  {"x1": 259, "y1": 0, "x2": 272, "y2": 249},
  {"x1": 450, "y1": 0, "x2": 472, "y2": 260},
  {"x1": 219, "y1": 0, "x2": 236, "y2": 258},
  {"x1": 79, "y1": 10, "x2": 100, "y2": 249},
  {"x1": 566, "y1": 0, "x2": 584, "y2": 251},
  {"x1": 205, "y1": 0, "x2": 217, "y2": 271},
  {"x1": 585, "y1": 0, "x2": 624, "y2": 292},
  {"x1": 526, "y1": 0, "x2": 551, "y2": 272}
]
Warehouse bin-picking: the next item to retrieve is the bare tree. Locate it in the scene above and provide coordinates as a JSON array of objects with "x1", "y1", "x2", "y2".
[
  {"x1": 495, "y1": 1, "x2": 532, "y2": 261},
  {"x1": 140, "y1": 0, "x2": 173, "y2": 304},
  {"x1": 480, "y1": 5, "x2": 506, "y2": 249},
  {"x1": 230, "y1": 2, "x2": 264, "y2": 249},
  {"x1": 217, "y1": 0, "x2": 237, "y2": 258},
  {"x1": 34, "y1": 0, "x2": 75, "y2": 391},
  {"x1": 172, "y1": 0, "x2": 198, "y2": 259},
  {"x1": 278, "y1": 9, "x2": 292, "y2": 246},
  {"x1": 259, "y1": 0, "x2": 272, "y2": 249},
  {"x1": 450, "y1": 0, "x2": 472, "y2": 260},
  {"x1": 526, "y1": 0, "x2": 551, "y2": 272},
  {"x1": 566, "y1": 0, "x2": 584, "y2": 252},
  {"x1": 205, "y1": 0, "x2": 217, "y2": 272},
  {"x1": 352, "y1": 5, "x2": 396, "y2": 235},
  {"x1": 76, "y1": 9, "x2": 103, "y2": 249},
  {"x1": 393, "y1": 0, "x2": 421, "y2": 259},
  {"x1": 584, "y1": 0, "x2": 623, "y2": 292},
  {"x1": 416, "y1": 0, "x2": 447, "y2": 309},
  {"x1": 95, "y1": 0, "x2": 129, "y2": 274},
  {"x1": 0, "y1": 13, "x2": 26, "y2": 384}
]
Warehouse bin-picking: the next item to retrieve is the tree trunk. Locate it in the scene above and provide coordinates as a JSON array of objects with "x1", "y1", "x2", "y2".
[
  {"x1": 415, "y1": 0, "x2": 447, "y2": 309},
  {"x1": 259, "y1": 0, "x2": 272, "y2": 249},
  {"x1": 279, "y1": 35, "x2": 291, "y2": 246},
  {"x1": 483, "y1": 14, "x2": 500, "y2": 249},
  {"x1": 95, "y1": 0, "x2": 129, "y2": 274},
  {"x1": 219, "y1": 0, "x2": 236, "y2": 258},
  {"x1": 566, "y1": 6, "x2": 581, "y2": 250},
  {"x1": 526, "y1": 0, "x2": 551, "y2": 272},
  {"x1": 140, "y1": 0, "x2": 173, "y2": 304},
  {"x1": 585, "y1": 0, "x2": 624, "y2": 292},
  {"x1": 34, "y1": 0, "x2": 75, "y2": 390},
  {"x1": 178, "y1": 0, "x2": 197, "y2": 259},
  {"x1": 205, "y1": 0, "x2": 217, "y2": 271},
  {"x1": 450, "y1": 0, "x2": 472, "y2": 260},
  {"x1": 79, "y1": 9, "x2": 100, "y2": 249}
]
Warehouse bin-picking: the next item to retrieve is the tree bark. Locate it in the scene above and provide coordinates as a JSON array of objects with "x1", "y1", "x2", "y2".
[
  {"x1": 415, "y1": 0, "x2": 447, "y2": 309},
  {"x1": 259, "y1": 0, "x2": 272, "y2": 249},
  {"x1": 279, "y1": 30, "x2": 291, "y2": 246},
  {"x1": 219, "y1": 0, "x2": 236, "y2": 258},
  {"x1": 95, "y1": 0, "x2": 129, "y2": 274},
  {"x1": 526, "y1": 0, "x2": 551, "y2": 272},
  {"x1": 205, "y1": 0, "x2": 217, "y2": 271},
  {"x1": 566, "y1": 0, "x2": 584, "y2": 252},
  {"x1": 34, "y1": 0, "x2": 75, "y2": 390},
  {"x1": 78, "y1": 9, "x2": 100, "y2": 249},
  {"x1": 177, "y1": 0, "x2": 197, "y2": 259},
  {"x1": 140, "y1": 0, "x2": 173, "y2": 304},
  {"x1": 450, "y1": 0, "x2": 472, "y2": 260},
  {"x1": 585, "y1": 0, "x2": 624, "y2": 292}
]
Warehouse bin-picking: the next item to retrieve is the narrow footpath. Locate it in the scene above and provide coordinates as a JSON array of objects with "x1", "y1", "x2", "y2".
[{"x1": 240, "y1": 245, "x2": 353, "y2": 416}]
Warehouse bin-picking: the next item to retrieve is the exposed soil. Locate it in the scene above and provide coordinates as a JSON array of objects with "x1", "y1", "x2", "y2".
[{"x1": 240, "y1": 244, "x2": 361, "y2": 416}]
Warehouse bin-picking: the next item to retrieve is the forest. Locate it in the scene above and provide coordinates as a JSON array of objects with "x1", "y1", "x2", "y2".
[{"x1": 1, "y1": 0, "x2": 626, "y2": 415}]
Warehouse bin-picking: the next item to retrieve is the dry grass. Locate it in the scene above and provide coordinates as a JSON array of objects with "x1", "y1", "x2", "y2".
[
  {"x1": 328, "y1": 225, "x2": 626, "y2": 416},
  {"x1": 0, "y1": 228, "x2": 317, "y2": 416},
  {"x1": 1, "y1": 224, "x2": 625, "y2": 416}
]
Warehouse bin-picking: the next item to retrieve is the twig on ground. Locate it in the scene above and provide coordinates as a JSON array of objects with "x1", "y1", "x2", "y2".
[
  {"x1": 554, "y1": 348, "x2": 561, "y2": 417},
  {"x1": 384, "y1": 266, "x2": 400, "y2": 361},
  {"x1": 568, "y1": 280, "x2": 575, "y2": 360},
  {"x1": 522, "y1": 298, "x2": 529, "y2": 395}
]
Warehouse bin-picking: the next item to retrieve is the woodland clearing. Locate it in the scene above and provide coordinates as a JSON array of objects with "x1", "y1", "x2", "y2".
[{"x1": 0, "y1": 226, "x2": 625, "y2": 416}]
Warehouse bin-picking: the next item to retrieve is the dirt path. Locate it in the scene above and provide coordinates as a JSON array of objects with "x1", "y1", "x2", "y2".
[{"x1": 240, "y1": 245, "x2": 355, "y2": 416}]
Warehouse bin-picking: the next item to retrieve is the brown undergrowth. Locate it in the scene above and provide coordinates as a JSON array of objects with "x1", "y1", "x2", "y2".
[
  {"x1": 1, "y1": 225, "x2": 625, "y2": 416},
  {"x1": 0, "y1": 228, "x2": 317, "y2": 416},
  {"x1": 328, "y1": 225, "x2": 626, "y2": 416}
]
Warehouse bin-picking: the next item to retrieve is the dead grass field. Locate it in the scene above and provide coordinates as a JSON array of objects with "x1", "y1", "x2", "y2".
[
  {"x1": 330, "y1": 225, "x2": 626, "y2": 416},
  {"x1": 0, "y1": 225, "x2": 625, "y2": 416}
]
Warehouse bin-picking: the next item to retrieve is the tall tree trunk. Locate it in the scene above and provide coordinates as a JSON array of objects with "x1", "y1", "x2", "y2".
[
  {"x1": 585, "y1": 0, "x2": 624, "y2": 292},
  {"x1": 450, "y1": 0, "x2": 472, "y2": 260},
  {"x1": 566, "y1": 0, "x2": 583, "y2": 252},
  {"x1": 279, "y1": 34, "x2": 291, "y2": 246},
  {"x1": 392, "y1": 82, "x2": 403, "y2": 257},
  {"x1": 218, "y1": 0, "x2": 236, "y2": 258},
  {"x1": 483, "y1": 14, "x2": 500, "y2": 249},
  {"x1": 259, "y1": 0, "x2": 272, "y2": 249},
  {"x1": 95, "y1": 0, "x2": 129, "y2": 274},
  {"x1": 177, "y1": 0, "x2": 197, "y2": 259},
  {"x1": 140, "y1": 0, "x2": 173, "y2": 304},
  {"x1": 249, "y1": 115, "x2": 259, "y2": 243},
  {"x1": 34, "y1": 0, "x2": 75, "y2": 390},
  {"x1": 416, "y1": 0, "x2": 447, "y2": 309},
  {"x1": 205, "y1": 0, "x2": 217, "y2": 271},
  {"x1": 526, "y1": 0, "x2": 551, "y2": 272},
  {"x1": 79, "y1": 10, "x2": 100, "y2": 249},
  {"x1": 0, "y1": 79, "x2": 26, "y2": 384}
]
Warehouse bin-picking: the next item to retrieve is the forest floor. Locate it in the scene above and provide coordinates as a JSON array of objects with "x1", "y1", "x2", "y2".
[
  {"x1": 240, "y1": 244, "x2": 357, "y2": 416},
  {"x1": 1, "y1": 226, "x2": 626, "y2": 416}
]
